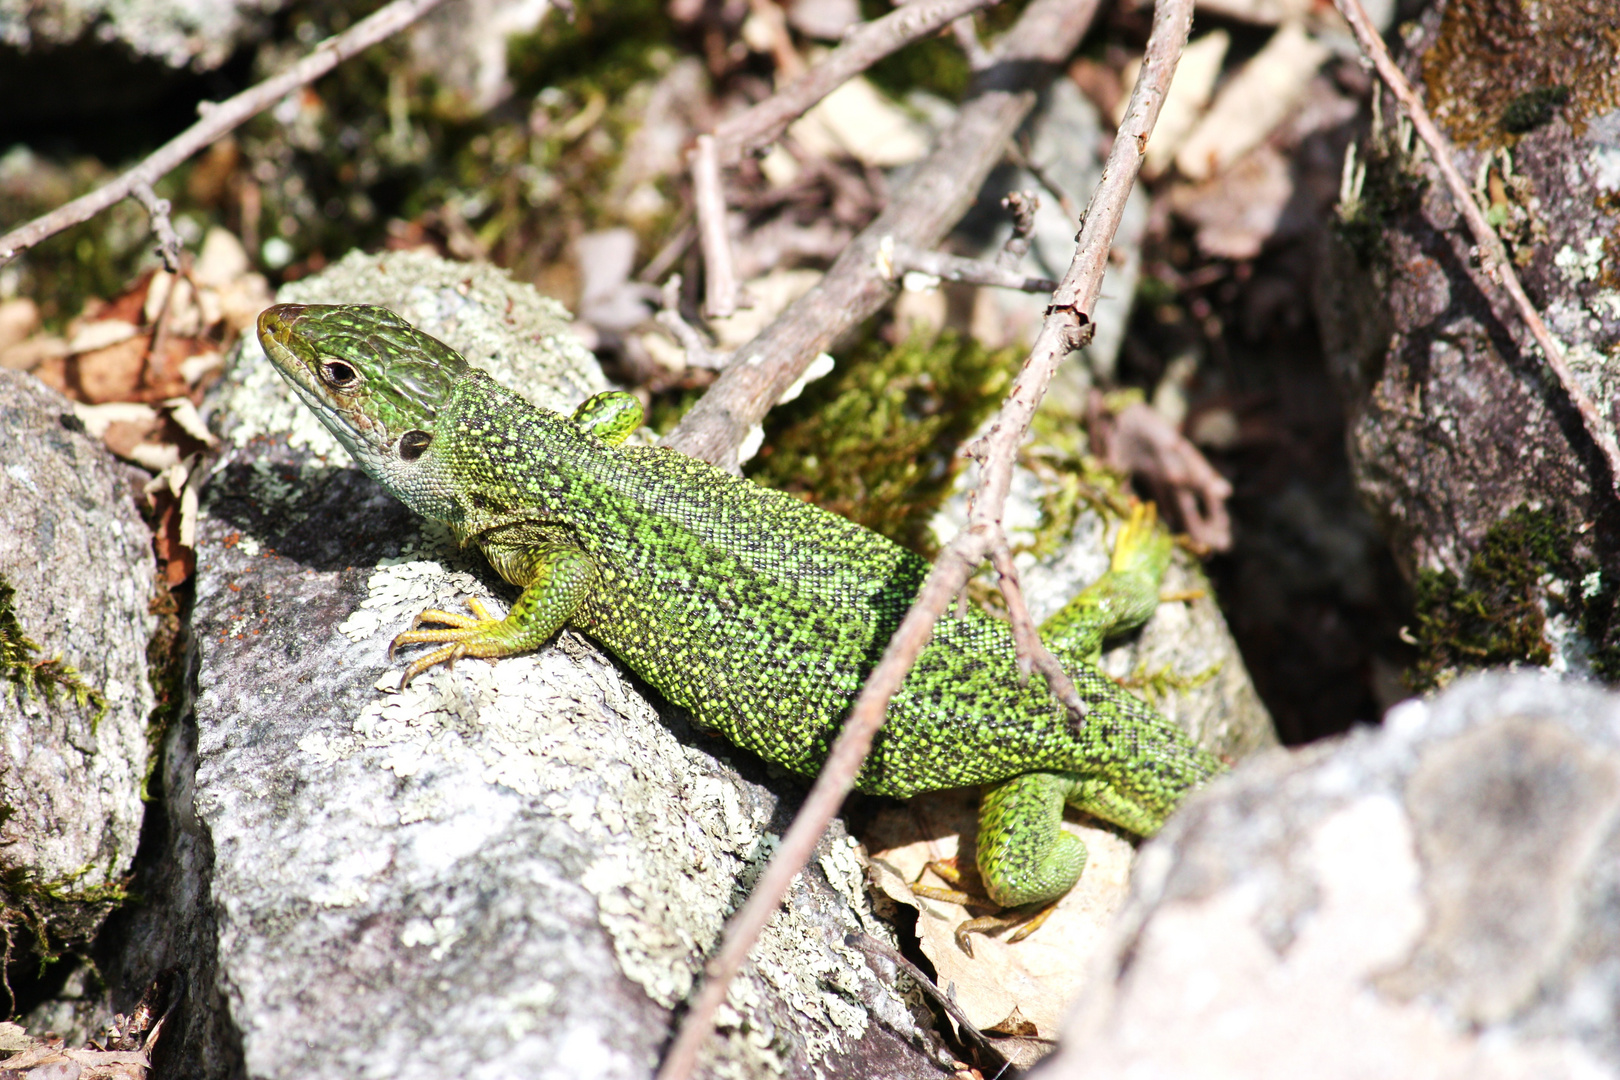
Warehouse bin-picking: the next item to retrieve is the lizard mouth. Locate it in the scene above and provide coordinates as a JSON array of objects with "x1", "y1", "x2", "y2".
[{"x1": 257, "y1": 304, "x2": 315, "y2": 385}]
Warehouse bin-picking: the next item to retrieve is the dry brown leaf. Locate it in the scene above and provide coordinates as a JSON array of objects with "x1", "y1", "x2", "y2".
[
  {"x1": 863, "y1": 786, "x2": 1136, "y2": 1035},
  {"x1": 1168, "y1": 144, "x2": 1294, "y2": 259},
  {"x1": 1174, "y1": 22, "x2": 1330, "y2": 182}
]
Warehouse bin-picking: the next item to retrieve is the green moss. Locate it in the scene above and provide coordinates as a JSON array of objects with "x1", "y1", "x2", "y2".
[
  {"x1": 746, "y1": 330, "x2": 1020, "y2": 553},
  {"x1": 1333, "y1": 135, "x2": 1426, "y2": 268},
  {"x1": 1421, "y1": 0, "x2": 1618, "y2": 149},
  {"x1": 1500, "y1": 84, "x2": 1572, "y2": 134},
  {"x1": 506, "y1": 0, "x2": 672, "y2": 103},
  {"x1": 0, "y1": 578, "x2": 107, "y2": 731},
  {"x1": 140, "y1": 586, "x2": 187, "y2": 803},
  {"x1": 1407, "y1": 504, "x2": 1609, "y2": 691}
]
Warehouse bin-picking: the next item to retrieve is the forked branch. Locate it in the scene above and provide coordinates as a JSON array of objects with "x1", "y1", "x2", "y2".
[{"x1": 653, "y1": 0, "x2": 1194, "y2": 1075}]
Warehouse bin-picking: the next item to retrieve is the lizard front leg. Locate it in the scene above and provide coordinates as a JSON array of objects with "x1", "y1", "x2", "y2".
[{"x1": 390, "y1": 534, "x2": 596, "y2": 688}]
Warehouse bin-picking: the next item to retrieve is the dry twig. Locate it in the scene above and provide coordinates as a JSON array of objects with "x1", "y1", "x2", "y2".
[
  {"x1": 843, "y1": 932, "x2": 1007, "y2": 1067},
  {"x1": 1331, "y1": 0, "x2": 1620, "y2": 494},
  {"x1": 712, "y1": 0, "x2": 1003, "y2": 162},
  {"x1": 653, "y1": 0, "x2": 1191, "y2": 1076},
  {"x1": 130, "y1": 181, "x2": 183, "y2": 272},
  {"x1": 657, "y1": 275, "x2": 730, "y2": 370},
  {"x1": 693, "y1": 0, "x2": 1004, "y2": 316},
  {"x1": 878, "y1": 238, "x2": 1057, "y2": 293},
  {"x1": 0, "y1": 0, "x2": 453, "y2": 265},
  {"x1": 996, "y1": 190, "x2": 1039, "y2": 269},
  {"x1": 692, "y1": 135, "x2": 741, "y2": 318}
]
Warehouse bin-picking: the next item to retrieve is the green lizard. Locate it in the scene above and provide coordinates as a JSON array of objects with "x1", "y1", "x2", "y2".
[{"x1": 257, "y1": 302, "x2": 1225, "y2": 950}]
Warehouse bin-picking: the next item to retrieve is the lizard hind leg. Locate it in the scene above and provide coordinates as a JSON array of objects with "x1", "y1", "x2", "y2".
[
  {"x1": 1038, "y1": 501, "x2": 1174, "y2": 660},
  {"x1": 951, "y1": 771, "x2": 1088, "y2": 954}
]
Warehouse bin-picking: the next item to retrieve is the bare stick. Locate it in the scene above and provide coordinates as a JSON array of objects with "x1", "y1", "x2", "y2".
[
  {"x1": 880, "y1": 239, "x2": 1056, "y2": 292},
  {"x1": 989, "y1": 539, "x2": 1088, "y2": 717},
  {"x1": 653, "y1": 2, "x2": 1189, "y2": 1076},
  {"x1": 843, "y1": 932, "x2": 1006, "y2": 1065},
  {"x1": 1331, "y1": 0, "x2": 1620, "y2": 493},
  {"x1": 950, "y1": 13, "x2": 994, "y2": 73},
  {"x1": 712, "y1": 0, "x2": 1003, "y2": 163},
  {"x1": 657, "y1": 275, "x2": 731, "y2": 371},
  {"x1": 666, "y1": 0, "x2": 1104, "y2": 468},
  {"x1": 130, "y1": 182, "x2": 183, "y2": 272},
  {"x1": 0, "y1": 0, "x2": 452, "y2": 265},
  {"x1": 692, "y1": 135, "x2": 742, "y2": 319}
]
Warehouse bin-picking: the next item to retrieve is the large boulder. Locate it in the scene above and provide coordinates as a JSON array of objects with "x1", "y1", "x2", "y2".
[
  {"x1": 1314, "y1": 0, "x2": 1620, "y2": 686},
  {"x1": 0, "y1": 370, "x2": 157, "y2": 956},
  {"x1": 1038, "y1": 671, "x2": 1620, "y2": 1079}
]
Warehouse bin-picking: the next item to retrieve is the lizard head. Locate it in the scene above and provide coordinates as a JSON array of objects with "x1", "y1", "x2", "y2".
[{"x1": 257, "y1": 302, "x2": 469, "y2": 480}]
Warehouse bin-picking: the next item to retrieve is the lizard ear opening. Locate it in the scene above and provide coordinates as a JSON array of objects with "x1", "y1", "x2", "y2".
[{"x1": 398, "y1": 430, "x2": 433, "y2": 461}]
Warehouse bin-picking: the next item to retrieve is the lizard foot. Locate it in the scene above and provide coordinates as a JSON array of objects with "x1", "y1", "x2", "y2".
[
  {"x1": 909, "y1": 859, "x2": 1054, "y2": 957},
  {"x1": 1110, "y1": 500, "x2": 1173, "y2": 576},
  {"x1": 389, "y1": 597, "x2": 507, "y2": 689},
  {"x1": 954, "y1": 902, "x2": 1058, "y2": 957}
]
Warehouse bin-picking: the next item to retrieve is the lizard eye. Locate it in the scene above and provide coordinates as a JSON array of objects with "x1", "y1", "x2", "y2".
[
  {"x1": 319, "y1": 358, "x2": 360, "y2": 388},
  {"x1": 398, "y1": 430, "x2": 432, "y2": 461}
]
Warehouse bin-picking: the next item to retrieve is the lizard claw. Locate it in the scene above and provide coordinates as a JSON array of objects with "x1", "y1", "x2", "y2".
[{"x1": 389, "y1": 597, "x2": 505, "y2": 681}]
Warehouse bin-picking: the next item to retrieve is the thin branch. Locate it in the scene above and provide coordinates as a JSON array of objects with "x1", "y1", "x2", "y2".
[
  {"x1": 130, "y1": 182, "x2": 183, "y2": 272},
  {"x1": 1331, "y1": 0, "x2": 1620, "y2": 495},
  {"x1": 657, "y1": 275, "x2": 731, "y2": 370},
  {"x1": 843, "y1": 932, "x2": 1007, "y2": 1067},
  {"x1": 692, "y1": 135, "x2": 741, "y2": 318},
  {"x1": 879, "y1": 239, "x2": 1056, "y2": 293},
  {"x1": 996, "y1": 190, "x2": 1038, "y2": 269},
  {"x1": 665, "y1": 0, "x2": 1105, "y2": 468},
  {"x1": 652, "y1": 1, "x2": 1188, "y2": 1076},
  {"x1": 712, "y1": 0, "x2": 1004, "y2": 163},
  {"x1": 0, "y1": 0, "x2": 452, "y2": 265},
  {"x1": 949, "y1": 13, "x2": 995, "y2": 73},
  {"x1": 989, "y1": 539, "x2": 1088, "y2": 717},
  {"x1": 1006, "y1": 137, "x2": 1079, "y2": 222}
]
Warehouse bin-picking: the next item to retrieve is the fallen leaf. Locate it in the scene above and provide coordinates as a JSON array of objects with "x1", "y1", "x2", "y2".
[
  {"x1": 1169, "y1": 144, "x2": 1295, "y2": 259},
  {"x1": 72, "y1": 334, "x2": 152, "y2": 404},
  {"x1": 1175, "y1": 22, "x2": 1330, "y2": 182},
  {"x1": 863, "y1": 786, "x2": 1137, "y2": 1034},
  {"x1": 789, "y1": 76, "x2": 932, "y2": 168}
]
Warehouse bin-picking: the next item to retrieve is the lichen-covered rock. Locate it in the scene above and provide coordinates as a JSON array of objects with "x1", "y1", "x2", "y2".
[
  {"x1": 1314, "y1": 0, "x2": 1620, "y2": 685},
  {"x1": 0, "y1": 369, "x2": 157, "y2": 949},
  {"x1": 1036, "y1": 672, "x2": 1620, "y2": 1079},
  {"x1": 184, "y1": 250, "x2": 951, "y2": 1080},
  {"x1": 0, "y1": 0, "x2": 286, "y2": 69}
]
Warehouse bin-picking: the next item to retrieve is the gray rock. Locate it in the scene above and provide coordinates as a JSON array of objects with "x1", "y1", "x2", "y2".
[
  {"x1": 184, "y1": 250, "x2": 951, "y2": 1080},
  {"x1": 1036, "y1": 672, "x2": 1620, "y2": 1079},
  {"x1": 1314, "y1": 0, "x2": 1620, "y2": 677},
  {"x1": 0, "y1": 369, "x2": 156, "y2": 948},
  {"x1": 0, "y1": 0, "x2": 284, "y2": 70}
]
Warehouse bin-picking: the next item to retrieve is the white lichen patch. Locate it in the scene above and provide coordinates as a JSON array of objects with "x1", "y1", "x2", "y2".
[
  {"x1": 1553, "y1": 237, "x2": 1607, "y2": 285},
  {"x1": 308, "y1": 575, "x2": 911, "y2": 1076}
]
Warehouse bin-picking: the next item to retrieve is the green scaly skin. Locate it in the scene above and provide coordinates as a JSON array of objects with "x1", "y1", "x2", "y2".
[{"x1": 257, "y1": 303, "x2": 1225, "y2": 944}]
